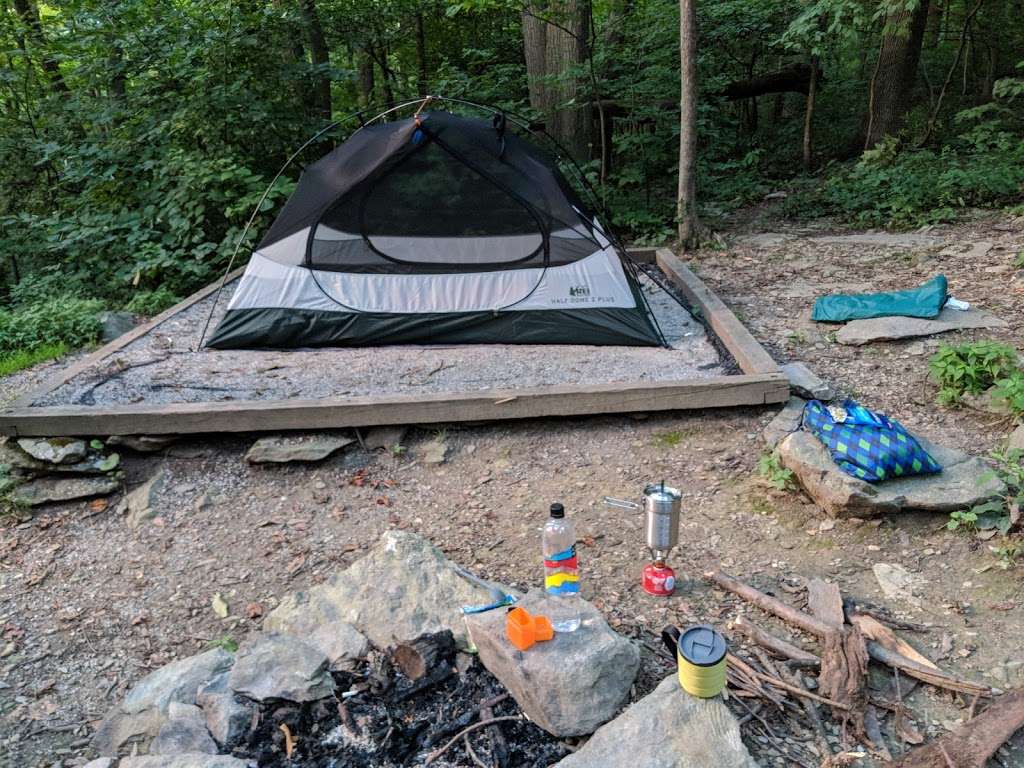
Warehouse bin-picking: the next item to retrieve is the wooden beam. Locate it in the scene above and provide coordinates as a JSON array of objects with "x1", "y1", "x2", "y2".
[
  {"x1": 656, "y1": 249, "x2": 779, "y2": 375},
  {"x1": 11, "y1": 267, "x2": 247, "y2": 409},
  {"x1": 0, "y1": 373, "x2": 789, "y2": 437}
]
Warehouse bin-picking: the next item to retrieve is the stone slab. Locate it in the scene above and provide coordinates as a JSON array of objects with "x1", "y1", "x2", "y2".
[
  {"x1": 777, "y1": 431, "x2": 1005, "y2": 518},
  {"x1": 835, "y1": 308, "x2": 1007, "y2": 345},
  {"x1": 552, "y1": 674, "x2": 758, "y2": 768}
]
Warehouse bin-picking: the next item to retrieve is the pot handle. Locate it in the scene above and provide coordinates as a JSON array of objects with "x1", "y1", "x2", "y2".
[
  {"x1": 603, "y1": 497, "x2": 641, "y2": 510},
  {"x1": 661, "y1": 626, "x2": 680, "y2": 663}
]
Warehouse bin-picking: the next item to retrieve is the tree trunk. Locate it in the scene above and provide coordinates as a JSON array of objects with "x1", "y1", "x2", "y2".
[
  {"x1": 415, "y1": 13, "x2": 428, "y2": 96},
  {"x1": 522, "y1": 0, "x2": 592, "y2": 160},
  {"x1": 357, "y1": 48, "x2": 375, "y2": 109},
  {"x1": 864, "y1": 0, "x2": 930, "y2": 149},
  {"x1": 802, "y1": 55, "x2": 818, "y2": 171},
  {"x1": 522, "y1": 3, "x2": 550, "y2": 115},
  {"x1": 11, "y1": 0, "x2": 69, "y2": 94},
  {"x1": 677, "y1": 0, "x2": 701, "y2": 249},
  {"x1": 299, "y1": 0, "x2": 331, "y2": 120}
]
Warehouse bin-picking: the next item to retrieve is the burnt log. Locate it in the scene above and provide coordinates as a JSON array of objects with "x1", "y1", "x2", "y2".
[
  {"x1": 716, "y1": 63, "x2": 822, "y2": 101},
  {"x1": 392, "y1": 630, "x2": 456, "y2": 682}
]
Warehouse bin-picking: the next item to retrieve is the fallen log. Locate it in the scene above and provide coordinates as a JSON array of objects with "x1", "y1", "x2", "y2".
[
  {"x1": 705, "y1": 570, "x2": 833, "y2": 638},
  {"x1": 850, "y1": 614, "x2": 938, "y2": 671},
  {"x1": 866, "y1": 642, "x2": 991, "y2": 698},
  {"x1": 891, "y1": 689, "x2": 1024, "y2": 768},
  {"x1": 714, "y1": 62, "x2": 823, "y2": 100},
  {"x1": 392, "y1": 630, "x2": 456, "y2": 681},
  {"x1": 731, "y1": 615, "x2": 820, "y2": 668}
]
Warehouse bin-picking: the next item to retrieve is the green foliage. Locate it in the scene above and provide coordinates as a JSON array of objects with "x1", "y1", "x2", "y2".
[
  {"x1": 949, "y1": 450, "x2": 1024, "y2": 558},
  {"x1": 0, "y1": 342, "x2": 67, "y2": 377},
  {"x1": 208, "y1": 636, "x2": 239, "y2": 653},
  {"x1": 125, "y1": 287, "x2": 183, "y2": 317},
  {"x1": 758, "y1": 451, "x2": 794, "y2": 490},
  {"x1": 652, "y1": 430, "x2": 685, "y2": 448},
  {"x1": 928, "y1": 341, "x2": 1020, "y2": 405},
  {"x1": 0, "y1": 298, "x2": 103, "y2": 357},
  {"x1": 992, "y1": 371, "x2": 1024, "y2": 419}
]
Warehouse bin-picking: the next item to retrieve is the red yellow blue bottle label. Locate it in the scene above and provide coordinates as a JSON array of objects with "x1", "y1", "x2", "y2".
[{"x1": 545, "y1": 546, "x2": 580, "y2": 595}]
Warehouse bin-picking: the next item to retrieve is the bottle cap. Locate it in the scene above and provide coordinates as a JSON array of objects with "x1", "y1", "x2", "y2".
[{"x1": 549, "y1": 503, "x2": 565, "y2": 519}]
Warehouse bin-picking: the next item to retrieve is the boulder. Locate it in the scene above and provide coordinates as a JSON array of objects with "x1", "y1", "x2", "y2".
[
  {"x1": 123, "y1": 648, "x2": 234, "y2": 715},
  {"x1": 835, "y1": 308, "x2": 1007, "y2": 346},
  {"x1": 762, "y1": 397, "x2": 806, "y2": 449},
  {"x1": 119, "y1": 757, "x2": 253, "y2": 768},
  {"x1": 777, "y1": 431, "x2": 1005, "y2": 518},
  {"x1": 0, "y1": 441, "x2": 118, "y2": 475},
  {"x1": 108, "y1": 434, "x2": 180, "y2": 453},
  {"x1": 100, "y1": 311, "x2": 139, "y2": 342},
  {"x1": 228, "y1": 633, "x2": 335, "y2": 703},
  {"x1": 245, "y1": 434, "x2": 354, "y2": 464},
  {"x1": 552, "y1": 674, "x2": 758, "y2": 768},
  {"x1": 16, "y1": 437, "x2": 88, "y2": 465},
  {"x1": 1009, "y1": 425, "x2": 1024, "y2": 452},
  {"x1": 123, "y1": 469, "x2": 168, "y2": 528},
  {"x1": 362, "y1": 425, "x2": 407, "y2": 452},
  {"x1": 465, "y1": 591, "x2": 639, "y2": 738},
  {"x1": 261, "y1": 610, "x2": 369, "y2": 670},
  {"x1": 151, "y1": 702, "x2": 218, "y2": 755},
  {"x1": 264, "y1": 531, "x2": 509, "y2": 651},
  {"x1": 91, "y1": 707, "x2": 165, "y2": 756},
  {"x1": 9, "y1": 475, "x2": 120, "y2": 506},
  {"x1": 196, "y1": 674, "x2": 256, "y2": 749},
  {"x1": 781, "y1": 362, "x2": 834, "y2": 401}
]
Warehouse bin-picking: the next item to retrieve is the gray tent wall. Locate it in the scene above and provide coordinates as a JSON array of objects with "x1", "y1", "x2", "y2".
[{"x1": 207, "y1": 112, "x2": 662, "y2": 348}]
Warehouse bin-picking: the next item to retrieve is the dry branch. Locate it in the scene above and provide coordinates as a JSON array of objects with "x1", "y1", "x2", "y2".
[
  {"x1": 866, "y1": 642, "x2": 991, "y2": 698},
  {"x1": 850, "y1": 614, "x2": 937, "y2": 671},
  {"x1": 731, "y1": 615, "x2": 820, "y2": 668},
  {"x1": 891, "y1": 690, "x2": 1024, "y2": 768},
  {"x1": 705, "y1": 570, "x2": 833, "y2": 637}
]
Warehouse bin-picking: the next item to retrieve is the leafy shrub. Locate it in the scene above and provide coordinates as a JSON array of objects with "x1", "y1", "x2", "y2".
[
  {"x1": 758, "y1": 451, "x2": 794, "y2": 490},
  {"x1": 0, "y1": 297, "x2": 104, "y2": 356},
  {"x1": 948, "y1": 450, "x2": 1024, "y2": 560},
  {"x1": 993, "y1": 371, "x2": 1024, "y2": 419},
  {"x1": 125, "y1": 287, "x2": 183, "y2": 317},
  {"x1": 928, "y1": 341, "x2": 1021, "y2": 405}
]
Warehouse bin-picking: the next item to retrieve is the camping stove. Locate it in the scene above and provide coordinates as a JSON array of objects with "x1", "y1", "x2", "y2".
[{"x1": 604, "y1": 482, "x2": 681, "y2": 596}]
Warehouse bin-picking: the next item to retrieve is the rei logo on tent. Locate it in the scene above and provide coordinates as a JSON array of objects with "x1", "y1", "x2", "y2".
[{"x1": 569, "y1": 285, "x2": 591, "y2": 298}]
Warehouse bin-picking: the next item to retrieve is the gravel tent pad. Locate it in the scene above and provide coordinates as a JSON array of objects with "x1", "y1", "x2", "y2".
[{"x1": 0, "y1": 251, "x2": 789, "y2": 436}]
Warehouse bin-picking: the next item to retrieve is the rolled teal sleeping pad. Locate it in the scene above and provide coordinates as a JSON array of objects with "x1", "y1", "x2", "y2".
[{"x1": 811, "y1": 274, "x2": 948, "y2": 323}]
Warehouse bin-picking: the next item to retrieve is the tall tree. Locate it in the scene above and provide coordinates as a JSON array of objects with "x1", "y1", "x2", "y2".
[
  {"x1": 864, "y1": 0, "x2": 930, "y2": 149},
  {"x1": 11, "y1": 0, "x2": 69, "y2": 94},
  {"x1": 300, "y1": 0, "x2": 332, "y2": 119},
  {"x1": 415, "y1": 12, "x2": 428, "y2": 96},
  {"x1": 521, "y1": 0, "x2": 592, "y2": 160},
  {"x1": 677, "y1": 0, "x2": 700, "y2": 249}
]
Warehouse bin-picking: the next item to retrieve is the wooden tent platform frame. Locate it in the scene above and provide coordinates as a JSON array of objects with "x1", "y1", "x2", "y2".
[{"x1": 0, "y1": 249, "x2": 788, "y2": 437}]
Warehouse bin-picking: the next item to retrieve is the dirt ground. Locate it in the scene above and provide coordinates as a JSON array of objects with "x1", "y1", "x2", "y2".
[{"x1": 1, "y1": 209, "x2": 1023, "y2": 767}]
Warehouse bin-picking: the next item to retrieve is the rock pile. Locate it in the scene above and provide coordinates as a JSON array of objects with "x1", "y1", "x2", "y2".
[{"x1": 0, "y1": 437, "x2": 122, "y2": 506}]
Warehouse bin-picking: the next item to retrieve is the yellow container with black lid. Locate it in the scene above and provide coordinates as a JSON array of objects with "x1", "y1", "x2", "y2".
[{"x1": 661, "y1": 624, "x2": 728, "y2": 698}]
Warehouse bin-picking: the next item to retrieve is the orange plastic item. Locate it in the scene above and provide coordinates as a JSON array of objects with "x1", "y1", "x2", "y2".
[{"x1": 506, "y1": 607, "x2": 555, "y2": 651}]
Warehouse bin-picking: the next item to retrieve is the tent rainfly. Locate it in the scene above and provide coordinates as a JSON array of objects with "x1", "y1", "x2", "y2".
[{"x1": 206, "y1": 111, "x2": 664, "y2": 349}]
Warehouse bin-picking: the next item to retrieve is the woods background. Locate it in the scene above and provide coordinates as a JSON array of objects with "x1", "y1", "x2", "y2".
[{"x1": 0, "y1": 0, "x2": 1022, "y2": 345}]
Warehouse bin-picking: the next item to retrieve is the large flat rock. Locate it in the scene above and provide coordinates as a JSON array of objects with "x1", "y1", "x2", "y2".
[
  {"x1": 777, "y1": 431, "x2": 1005, "y2": 518},
  {"x1": 835, "y1": 308, "x2": 1007, "y2": 345},
  {"x1": 10, "y1": 475, "x2": 119, "y2": 506},
  {"x1": 465, "y1": 590, "x2": 639, "y2": 737},
  {"x1": 264, "y1": 531, "x2": 510, "y2": 651},
  {"x1": 228, "y1": 633, "x2": 334, "y2": 703},
  {"x1": 552, "y1": 674, "x2": 758, "y2": 768}
]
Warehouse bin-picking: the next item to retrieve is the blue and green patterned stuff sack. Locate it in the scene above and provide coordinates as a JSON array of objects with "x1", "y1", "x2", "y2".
[{"x1": 802, "y1": 400, "x2": 942, "y2": 483}]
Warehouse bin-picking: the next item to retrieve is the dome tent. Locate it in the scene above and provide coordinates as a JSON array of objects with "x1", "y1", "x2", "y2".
[{"x1": 206, "y1": 110, "x2": 664, "y2": 349}]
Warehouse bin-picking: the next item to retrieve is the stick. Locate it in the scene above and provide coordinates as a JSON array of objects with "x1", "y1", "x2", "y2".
[
  {"x1": 865, "y1": 642, "x2": 991, "y2": 698},
  {"x1": 731, "y1": 615, "x2": 820, "y2": 668},
  {"x1": 778, "y1": 663, "x2": 832, "y2": 760},
  {"x1": 850, "y1": 613, "x2": 938, "y2": 671},
  {"x1": 893, "y1": 693, "x2": 1024, "y2": 767},
  {"x1": 481, "y1": 703, "x2": 509, "y2": 768},
  {"x1": 464, "y1": 734, "x2": 489, "y2": 768},
  {"x1": 424, "y1": 716, "x2": 522, "y2": 766},
  {"x1": 705, "y1": 570, "x2": 833, "y2": 638}
]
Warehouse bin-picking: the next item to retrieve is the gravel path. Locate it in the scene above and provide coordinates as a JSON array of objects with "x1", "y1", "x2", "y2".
[{"x1": 33, "y1": 272, "x2": 727, "y2": 408}]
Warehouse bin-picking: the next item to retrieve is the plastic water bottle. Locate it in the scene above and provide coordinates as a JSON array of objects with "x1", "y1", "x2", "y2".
[{"x1": 542, "y1": 502, "x2": 581, "y2": 632}]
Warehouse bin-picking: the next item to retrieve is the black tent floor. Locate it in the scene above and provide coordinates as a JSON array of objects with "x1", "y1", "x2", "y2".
[{"x1": 0, "y1": 250, "x2": 788, "y2": 436}]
